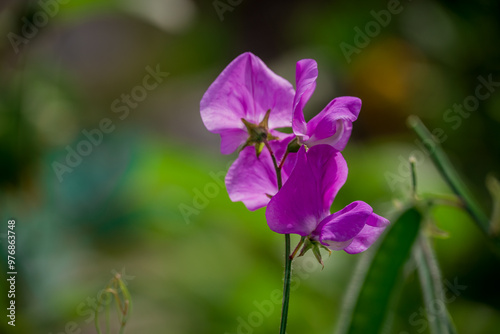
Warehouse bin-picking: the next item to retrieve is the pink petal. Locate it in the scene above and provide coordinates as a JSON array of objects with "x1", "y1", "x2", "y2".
[
  {"x1": 266, "y1": 145, "x2": 348, "y2": 235},
  {"x1": 306, "y1": 145, "x2": 348, "y2": 213},
  {"x1": 266, "y1": 146, "x2": 323, "y2": 235},
  {"x1": 224, "y1": 136, "x2": 295, "y2": 211},
  {"x1": 314, "y1": 201, "x2": 373, "y2": 246},
  {"x1": 200, "y1": 52, "x2": 295, "y2": 154},
  {"x1": 220, "y1": 129, "x2": 248, "y2": 155},
  {"x1": 344, "y1": 212, "x2": 390, "y2": 254},
  {"x1": 225, "y1": 146, "x2": 278, "y2": 211},
  {"x1": 292, "y1": 59, "x2": 318, "y2": 137},
  {"x1": 304, "y1": 96, "x2": 361, "y2": 150}
]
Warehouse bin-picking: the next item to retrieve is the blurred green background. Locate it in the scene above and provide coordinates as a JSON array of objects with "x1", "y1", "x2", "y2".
[{"x1": 1, "y1": 0, "x2": 499, "y2": 333}]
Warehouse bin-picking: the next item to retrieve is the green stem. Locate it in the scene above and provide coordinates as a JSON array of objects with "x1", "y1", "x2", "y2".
[
  {"x1": 264, "y1": 140, "x2": 291, "y2": 333},
  {"x1": 278, "y1": 150, "x2": 289, "y2": 170},
  {"x1": 280, "y1": 233, "x2": 292, "y2": 334},
  {"x1": 264, "y1": 141, "x2": 282, "y2": 188},
  {"x1": 407, "y1": 116, "x2": 500, "y2": 253},
  {"x1": 409, "y1": 156, "x2": 417, "y2": 198},
  {"x1": 290, "y1": 236, "x2": 305, "y2": 260}
]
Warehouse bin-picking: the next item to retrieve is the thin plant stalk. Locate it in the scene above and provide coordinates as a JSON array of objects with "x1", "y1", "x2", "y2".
[
  {"x1": 410, "y1": 156, "x2": 417, "y2": 198},
  {"x1": 280, "y1": 234, "x2": 292, "y2": 334},
  {"x1": 407, "y1": 116, "x2": 500, "y2": 253},
  {"x1": 264, "y1": 140, "x2": 292, "y2": 334},
  {"x1": 264, "y1": 141, "x2": 282, "y2": 189}
]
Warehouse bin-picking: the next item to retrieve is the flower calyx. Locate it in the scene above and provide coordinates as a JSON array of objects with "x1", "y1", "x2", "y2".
[
  {"x1": 286, "y1": 136, "x2": 301, "y2": 153},
  {"x1": 241, "y1": 109, "x2": 279, "y2": 156},
  {"x1": 291, "y1": 236, "x2": 331, "y2": 269}
]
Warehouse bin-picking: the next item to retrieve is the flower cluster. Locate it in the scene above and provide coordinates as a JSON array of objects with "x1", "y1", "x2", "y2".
[{"x1": 200, "y1": 52, "x2": 389, "y2": 263}]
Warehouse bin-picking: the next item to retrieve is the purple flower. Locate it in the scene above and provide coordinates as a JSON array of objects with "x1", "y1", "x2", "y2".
[
  {"x1": 292, "y1": 59, "x2": 361, "y2": 151},
  {"x1": 266, "y1": 145, "x2": 389, "y2": 255},
  {"x1": 225, "y1": 136, "x2": 297, "y2": 211},
  {"x1": 200, "y1": 52, "x2": 295, "y2": 154},
  {"x1": 202, "y1": 53, "x2": 367, "y2": 218},
  {"x1": 201, "y1": 54, "x2": 362, "y2": 155}
]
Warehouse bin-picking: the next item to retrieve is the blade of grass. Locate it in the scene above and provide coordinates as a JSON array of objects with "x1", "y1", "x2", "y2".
[
  {"x1": 414, "y1": 236, "x2": 457, "y2": 334},
  {"x1": 116, "y1": 275, "x2": 133, "y2": 334},
  {"x1": 407, "y1": 116, "x2": 500, "y2": 254},
  {"x1": 94, "y1": 273, "x2": 133, "y2": 334},
  {"x1": 336, "y1": 207, "x2": 422, "y2": 334}
]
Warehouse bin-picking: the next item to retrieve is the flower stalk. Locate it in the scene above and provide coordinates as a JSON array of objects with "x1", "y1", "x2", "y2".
[
  {"x1": 264, "y1": 142, "x2": 292, "y2": 334},
  {"x1": 410, "y1": 155, "x2": 417, "y2": 199},
  {"x1": 264, "y1": 140, "x2": 282, "y2": 189},
  {"x1": 280, "y1": 233, "x2": 292, "y2": 334},
  {"x1": 290, "y1": 236, "x2": 306, "y2": 260}
]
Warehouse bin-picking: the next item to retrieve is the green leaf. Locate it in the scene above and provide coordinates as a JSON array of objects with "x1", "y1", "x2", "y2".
[
  {"x1": 414, "y1": 236, "x2": 457, "y2": 334},
  {"x1": 336, "y1": 207, "x2": 422, "y2": 334}
]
